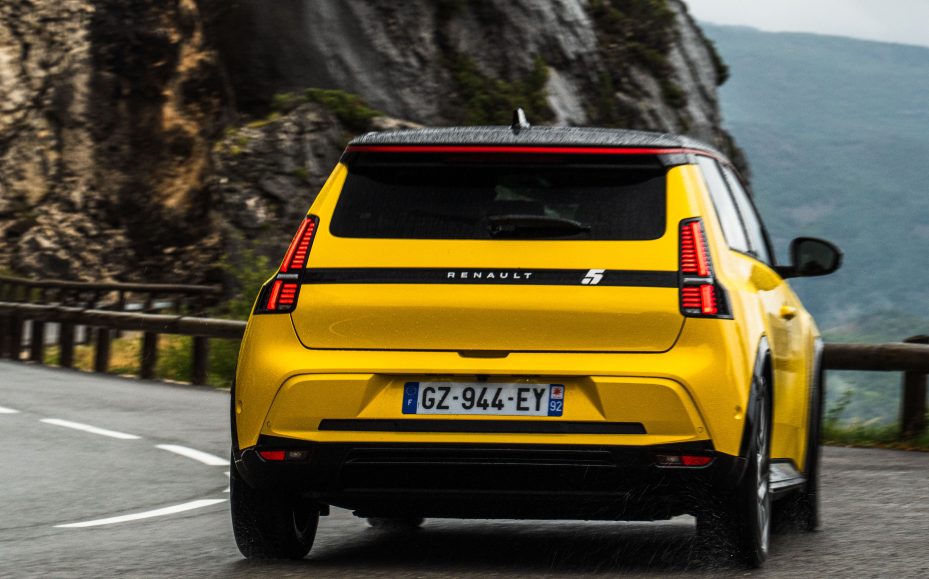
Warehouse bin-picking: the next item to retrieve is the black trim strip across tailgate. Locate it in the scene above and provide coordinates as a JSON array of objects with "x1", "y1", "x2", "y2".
[
  {"x1": 303, "y1": 268, "x2": 677, "y2": 287},
  {"x1": 318, "y1": 419, "x2": 646, "y2": 435}
]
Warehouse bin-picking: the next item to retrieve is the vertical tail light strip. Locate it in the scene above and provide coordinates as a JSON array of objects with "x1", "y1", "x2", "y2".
[
  {"x1": 679, "y1": 218, "x2": 730, "y2": 318},
  {"x1": 265, "y1": 280, "x2": 284, "y2": 312},
  {"x1": 255, "y1": 215, "x2": 319, "y2": 314}
]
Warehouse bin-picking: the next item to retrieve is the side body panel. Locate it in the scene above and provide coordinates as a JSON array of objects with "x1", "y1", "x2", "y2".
[{"x1": 690, "y1": 160, "x2": 815, "y2": 472}]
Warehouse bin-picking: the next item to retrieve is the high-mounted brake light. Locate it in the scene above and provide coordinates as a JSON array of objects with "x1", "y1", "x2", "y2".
[
  {"x1": 679, "y1": 219, "x2": 729, "y2": 318},
  {"x1": 255, "y1": 215, "x2": 319, "y2": 314}
]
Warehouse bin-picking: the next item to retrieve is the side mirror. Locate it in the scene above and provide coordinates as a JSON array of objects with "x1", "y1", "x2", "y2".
[{"x1": 776, "y1": 237, "x2": 843, "y2": 278}]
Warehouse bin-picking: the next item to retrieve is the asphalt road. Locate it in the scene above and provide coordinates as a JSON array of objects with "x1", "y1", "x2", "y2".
[{"x1": 1, "y1": 360, "x2": 927, "y2": 578}]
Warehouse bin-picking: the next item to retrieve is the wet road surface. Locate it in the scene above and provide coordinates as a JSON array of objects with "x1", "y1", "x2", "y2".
[{"x1": 1, "y1": 360, "x2": 927, "y2": 577}]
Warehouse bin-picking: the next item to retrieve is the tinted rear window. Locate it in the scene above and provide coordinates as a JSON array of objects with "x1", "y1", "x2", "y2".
[{"x1": 330, "y1": 156, "x2": 667, "y2": 240}]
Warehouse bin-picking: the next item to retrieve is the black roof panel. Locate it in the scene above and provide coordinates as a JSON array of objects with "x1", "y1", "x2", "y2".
[{"x1": 349, "y1": 126, "x2": 723, "y2": 157}]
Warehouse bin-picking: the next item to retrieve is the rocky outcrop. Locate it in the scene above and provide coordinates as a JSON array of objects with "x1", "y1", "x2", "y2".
[
  {"x1": 213, "y1": 0, "x2": 734, "y2": 150},
  {"x1": 0, "y1": 0, "x2": 226, "y2": 281},
  {"x1": 1, "y1": 0, "x2": 740, "y2": 283},
  {"x1": 208, "y1": 95, "x2": 421, "y2": 264}
]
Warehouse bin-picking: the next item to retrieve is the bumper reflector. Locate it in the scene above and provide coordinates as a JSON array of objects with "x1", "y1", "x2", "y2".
[
  {"x1": 655, "y1": 454, "x2": 714, "y2": 467},
  {"x1": 257, "y1": 449, "x2": 310, "y2": 462}
]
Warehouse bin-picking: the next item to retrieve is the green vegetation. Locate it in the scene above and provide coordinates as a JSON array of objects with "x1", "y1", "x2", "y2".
[
  {"x1": 447, "y1": 54, "x2": 554, "y2": 125},
  {"x1": 821, "y1": 381, "x2": 928, "y2": 451},
  {"x1": 270, "y1": 88, "x2": 381, "y2": 133},
  {"x1": 660, "y1": 79, "x2": 687, "y2": 109},
  {"x1": 824, "y1": 421, "x2": 929, "y2": 452},
  {"x1": 303, "y1": 88, "x2": 381, "y2": 132},
  {"x1": 819, "y1": 311, "x2": 929, "y2": 429},
  {"x1": 588, "y1": 0, "x2": 690, "y2": 116},
  {"x1": 193, "y1": 242, "x2": 277, "y2": 388},
  {"x1": 703, "y1": 36, "x2": 730, "y2": 85}
]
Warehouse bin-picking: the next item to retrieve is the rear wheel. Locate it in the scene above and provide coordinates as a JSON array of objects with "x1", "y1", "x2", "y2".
[
  {"x1": 698, "y1": 391, "x2": 771, "y2": 568},
  {"x1": 366, "y1": 517, "x2": 425, "y2": 530},
  {"x1": 230, "y1": 462, "x2": 319, "y2": 559}
]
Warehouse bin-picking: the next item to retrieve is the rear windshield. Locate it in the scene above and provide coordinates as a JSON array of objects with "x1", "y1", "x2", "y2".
[{"x1": 330, "y1": 155, "x2": 667, "y2": 240}]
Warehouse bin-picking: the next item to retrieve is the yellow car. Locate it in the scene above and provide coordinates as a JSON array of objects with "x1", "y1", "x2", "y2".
[{"x1": 230, "y1": 121, "x2": 841, "y2": 567}]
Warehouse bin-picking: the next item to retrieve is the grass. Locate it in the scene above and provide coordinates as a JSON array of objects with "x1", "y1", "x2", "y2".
[
  {"x1": 823, "y1": 421, "x2": 929, "y2": 452},
  {"x1": 37, "y1": 243, "x2": 270, "y2": 388},
  {"x1": 41, "y1": 332, "x2": 240, "y2": 388},
  {"x1": 822, "y1": 388, "x2": 929, "y2": 450}
]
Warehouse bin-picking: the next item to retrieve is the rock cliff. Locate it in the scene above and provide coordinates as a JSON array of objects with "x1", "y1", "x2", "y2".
[{"x1": 0, "y1": 0, "x2": 740, "y2": 284}]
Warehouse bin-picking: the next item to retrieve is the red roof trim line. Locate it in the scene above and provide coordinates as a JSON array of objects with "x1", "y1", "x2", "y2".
[{"x1": 346, "y1": 145, "x2": 709, "y2": 156}]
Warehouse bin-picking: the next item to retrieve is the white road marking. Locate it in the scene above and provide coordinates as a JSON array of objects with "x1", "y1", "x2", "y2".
[
  {"x1": 40, "y1": 418, "x2": 141, "y2": 440},
  {"x1": 55, "y1": 499, "x2": 227, "y2": 528},
  {"x1": 224, "y1": 471, "x2": 230, "y2": 493},
  {"x1": 155, "y1": 444, "x2": 229, "y2": 466},
  {"x1": 0, "y1": 406, "x2": 20, "y2": 414}
]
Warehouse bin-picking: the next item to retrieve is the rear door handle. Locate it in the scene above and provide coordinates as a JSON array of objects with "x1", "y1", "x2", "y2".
[{"x1": 779, "y1": 305, "x2": 798, "y2": 320}]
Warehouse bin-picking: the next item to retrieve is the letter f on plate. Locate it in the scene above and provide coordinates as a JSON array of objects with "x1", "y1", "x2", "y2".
[{"x1": 581, "y1": 269, "x2": 605, "y2": 285}]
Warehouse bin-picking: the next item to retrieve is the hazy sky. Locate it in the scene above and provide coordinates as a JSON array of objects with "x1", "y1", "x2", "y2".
[{"x1": 683, "y1": 0, "x2": 929, "y2": 48}]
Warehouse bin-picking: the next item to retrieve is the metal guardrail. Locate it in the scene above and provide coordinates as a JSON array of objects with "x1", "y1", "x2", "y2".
[
  {"x1": 824, "y1": 336, "x2": 929, "y2": 437},
  {"x1": 0, "y1": 301, "x2": 242, "y2": 386},
  {"x1": 0, "y1": 274, "x2": 221, "y2": 313},
  {"x1": 0, "y1": 297, "x2": 926, "y2": 436}
]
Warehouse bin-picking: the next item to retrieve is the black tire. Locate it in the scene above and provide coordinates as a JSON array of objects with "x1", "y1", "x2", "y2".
[
  {"x1": 230, "y1": 463, "x2": 318, "y2": 559},
  {"x1": 366, "y1": 517, "x2": 425, "y2": 530},
  {"x1": 698, "y1": 390, "x2": 771, "y2": 568},
  {"x1": 774, "y1": 357, "x2": 823, "y2": 533}
]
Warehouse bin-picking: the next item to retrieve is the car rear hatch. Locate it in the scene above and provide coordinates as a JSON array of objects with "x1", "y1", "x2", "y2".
[{"x1": 287, "y1": 148, "x2": 687, "y2": 353}]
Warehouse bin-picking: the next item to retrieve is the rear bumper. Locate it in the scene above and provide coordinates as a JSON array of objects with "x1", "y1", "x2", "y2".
[
  {"x1": 234, "y1": 314, "x2": 756, "y2": 458},
  {"x1": 234, "y1": 437, "x2": 746, "y2": 521}
]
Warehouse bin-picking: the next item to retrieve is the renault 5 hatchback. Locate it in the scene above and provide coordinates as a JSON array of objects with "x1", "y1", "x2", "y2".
[{"x1": 230, "y1": 122, "x2": 841, "y2": 567}]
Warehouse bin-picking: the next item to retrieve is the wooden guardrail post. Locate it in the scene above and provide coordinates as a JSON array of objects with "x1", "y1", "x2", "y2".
[
  {"x1": 192, "y1": 336, "x2": 209, "y2": 386},
  {"x1": 140, "y1": 332, "x2": 158, "y2": 380},
  {"x1": 59, "y1": 322, "x2": 76, "y2": 369},
  {"x1": 30, "y1": 320, "x2": 45, "y2": 363},
  {"x1": 901, "y1": 335, "x2": 929, "y2": 438},
  {"x1": 0, "y1": 313, "x2": 8, "y2": 357},
  {"x1": 115, "y1": 291, "x2": 126, "y2": 338},
  {"x1": 8, "y1": 314, "x2": 24, "y2": 360},
  {"x1": 94, "y1": 326, "x2": 111, "y2": 373}
]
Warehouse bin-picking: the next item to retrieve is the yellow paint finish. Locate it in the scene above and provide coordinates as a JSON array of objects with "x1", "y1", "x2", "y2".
[
  {"x1": 292, "y1": 285, "x2": 683, "y2": 352},
  {"x1": 235, "y1": 311, "x2": 751, "y2": 457},
  {"x1": 262, "y1": 373, "x2": 707, "y2": 446},
  {"x1": 235, "y1": 158, "x2": 820, "y2": 476}
]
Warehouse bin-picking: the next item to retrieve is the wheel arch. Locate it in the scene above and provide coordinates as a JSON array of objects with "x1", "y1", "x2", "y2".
[{"x1": 738, "y1": 336, "x2": 773, "y2": 462}]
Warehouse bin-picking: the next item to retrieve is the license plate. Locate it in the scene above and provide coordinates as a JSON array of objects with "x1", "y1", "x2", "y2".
[{"x1": 402, "y1": 382, "x2": 565, "y2": 417}]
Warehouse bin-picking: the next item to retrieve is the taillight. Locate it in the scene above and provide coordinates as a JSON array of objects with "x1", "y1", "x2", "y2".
[
  {"x1": 679, "y1": 218, "x2": 730, "y2": 318},
  {"x1": 254, "y1": 215, "x2": 319, "y2": 314},
  {"x1": 680, "y1": 220, "x2": 710, "y2": 277},
  {"x1": 280, "y1": 218, "x2": 316, "y2": 273}
]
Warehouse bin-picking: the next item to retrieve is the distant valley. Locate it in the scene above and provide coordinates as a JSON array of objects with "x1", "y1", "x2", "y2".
[
  {"x1": 702, "y1": 24, "x2": 929, "y2": 422},
  {"x1": 702, "y1": 24, "x2": 929, "y2": 338}
]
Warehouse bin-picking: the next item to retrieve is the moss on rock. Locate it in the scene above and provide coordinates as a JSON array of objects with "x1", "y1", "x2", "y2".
[{"x1": 446, "y1": 54, "x2": 554, "y2": 125}]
